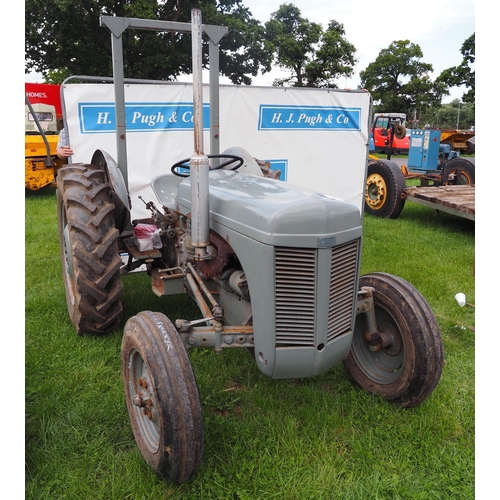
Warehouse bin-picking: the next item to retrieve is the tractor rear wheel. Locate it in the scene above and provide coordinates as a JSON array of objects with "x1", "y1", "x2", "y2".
[
  {"x1": 443, "y1": 158, "x2": 475, "y2": 185},
  {"x1": 365, "y1": 160, "x2": 406, "y2": 218},
  {"x1": 344, "y1": 273, "x2": 443, "y2": 408},
  {"x1": 57, "y1": 163, "x2": 123, "y2": 334},
  {"x1": 122, "y1": 311, "x2": 204, "y2": 483}
]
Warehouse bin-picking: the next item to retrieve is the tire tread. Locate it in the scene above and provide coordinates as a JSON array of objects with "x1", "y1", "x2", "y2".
[{"x1": 57, "y1": 163, "x2": 123, "y2": 334}]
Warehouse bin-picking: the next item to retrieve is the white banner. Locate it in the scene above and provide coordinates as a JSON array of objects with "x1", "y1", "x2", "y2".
[{"x1": 62, "y1": 83, "x2": 371, "y2": 219}]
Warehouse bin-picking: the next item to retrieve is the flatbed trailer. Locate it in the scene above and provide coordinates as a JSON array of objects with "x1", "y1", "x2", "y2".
[{"x1": 404, "y1": 184, "x2": 475, "y2": 221}]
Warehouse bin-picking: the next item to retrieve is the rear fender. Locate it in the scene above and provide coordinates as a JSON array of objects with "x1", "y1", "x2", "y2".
[{"x1": 91, "y1": 149, "x2": 131, "y2": 234}]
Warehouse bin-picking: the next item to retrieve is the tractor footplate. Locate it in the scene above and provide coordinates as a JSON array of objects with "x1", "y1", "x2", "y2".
[{"x1": 123, "y1": 236, "x2": 162, "y2": 259}]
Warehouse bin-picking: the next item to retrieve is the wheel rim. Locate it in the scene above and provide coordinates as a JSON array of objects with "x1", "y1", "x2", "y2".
[
  {"x1": 128, "y1": 348, "x2": 160, "y2": 453},
  {"x1": 365, "y1": 173, "x2": 387, "y2": 210},
  {"x1": 454, "y1": 169, "x2": 473, "y2": 185},
  {"x1": 61, "y1": 206, "x2": 76, "y2": 306},
  {"x1": 445, "y1": 161, "x2": 474, "y2": 185},
  {"x1": 352, "y1": 310, "x2": 404, "y2": 384}
]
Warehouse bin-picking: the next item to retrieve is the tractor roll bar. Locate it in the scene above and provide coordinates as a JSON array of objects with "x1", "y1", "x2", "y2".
[{"x1": 99, "y1": 12, "x2": 228, "y2": 190}]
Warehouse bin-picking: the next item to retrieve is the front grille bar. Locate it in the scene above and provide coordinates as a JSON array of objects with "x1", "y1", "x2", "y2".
[{"x1": 275, "y1": 240, "x2": 359, "y2": 348}]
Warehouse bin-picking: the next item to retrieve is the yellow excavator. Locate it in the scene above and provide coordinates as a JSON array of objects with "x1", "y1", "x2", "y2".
[{"x1": 25, "y1": 98, "x2": 66, "y2": 190}]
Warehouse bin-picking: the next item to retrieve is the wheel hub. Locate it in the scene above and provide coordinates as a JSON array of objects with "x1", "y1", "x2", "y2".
[
  {"x1": 365, "y1": 321, "x2": 402, "y2": 356},
  {"x1": 132, "y1": 377, "x2": 155, "y2": 421},
  {"x1": 365, "y1": 173, "x2": 386, "y2": 209}
]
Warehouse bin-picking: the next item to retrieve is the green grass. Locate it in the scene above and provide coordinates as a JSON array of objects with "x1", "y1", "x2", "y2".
[{"x1": 25, "y1": 187, "x2": 474, "y2": 499}]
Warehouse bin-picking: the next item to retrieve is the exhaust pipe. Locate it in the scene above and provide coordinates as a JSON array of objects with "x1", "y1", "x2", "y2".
[{"x1": 190, "y1": 8, "x2": 211, "y2": 260}]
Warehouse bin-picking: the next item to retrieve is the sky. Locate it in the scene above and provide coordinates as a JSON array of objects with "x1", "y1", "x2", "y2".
[
  {"x1": 23, "y1": 0, "x2": 476, "y2": 104},
  {"x1": 240, "y1": 0, "x2": 475, "y2": 103}
]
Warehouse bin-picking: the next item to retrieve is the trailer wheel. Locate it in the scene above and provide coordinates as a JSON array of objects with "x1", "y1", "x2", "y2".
[
  {"x1": 56, "y1": 163, "x2": 123, "y2": 334},
  {"x1": 365, "y1": 160, "x2": 406, "y2": 218},
  {"x1": 443, "y1": 158, "x2": 475, "y2": 185},
  {"x1": 344, "y1": 273, "x2": 443, "y2": 408},
  {"x1": 122, "y1": 311, "x2": 204, "y2": 483}
]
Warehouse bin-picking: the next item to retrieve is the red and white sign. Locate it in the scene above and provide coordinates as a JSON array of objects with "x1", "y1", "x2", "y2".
[{"x1": 25, "y1": 83, "x2": 62, "y2": 119}]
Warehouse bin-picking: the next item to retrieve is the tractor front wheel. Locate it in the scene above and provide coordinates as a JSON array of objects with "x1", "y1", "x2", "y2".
[
  {"x1": 56, "y1": 163, "x2": 123, "y2": 334},
  {"x1": 121, "y1": 311, "x2": 204, "y2": 483},
  {"x1": 365, "y1": 160, "x2": 406, "y2": 218},
  {"x1": 344, "y1": 273, "x2": 443, "y2": 408}
]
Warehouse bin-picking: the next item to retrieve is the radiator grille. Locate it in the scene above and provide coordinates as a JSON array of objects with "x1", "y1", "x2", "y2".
[
  {"x1": 274, "y1": 240, "x2": 359, "y2": 347},
  {"x1": 275, "y1": 248, "x2": 316, "y2": 346},
  {"x1": 327, "y1": 240, "x2": 359, "y2": 342}
]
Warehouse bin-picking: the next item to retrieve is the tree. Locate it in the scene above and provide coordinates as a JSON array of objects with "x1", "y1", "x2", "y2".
[
  {"x1": 418, "y1": 100, "x2": 475, "y2": 130},
  {"x1": 264, "y1": 4, "x2": 357, "y2": 88},
  {"x1": 25, "y1": 0, "x2": 272, "y2": 85},
  {"x1": 437, "y1": 33, "x2": 475, "y2": 104},
  {"x1": 360, "y1": 40, "x2": 447, "y2": 116}
]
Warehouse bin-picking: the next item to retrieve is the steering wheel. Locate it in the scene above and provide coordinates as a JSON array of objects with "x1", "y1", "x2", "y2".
[{"x1": 171, "y1": 154, "x2": 244, "y2": 177}]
